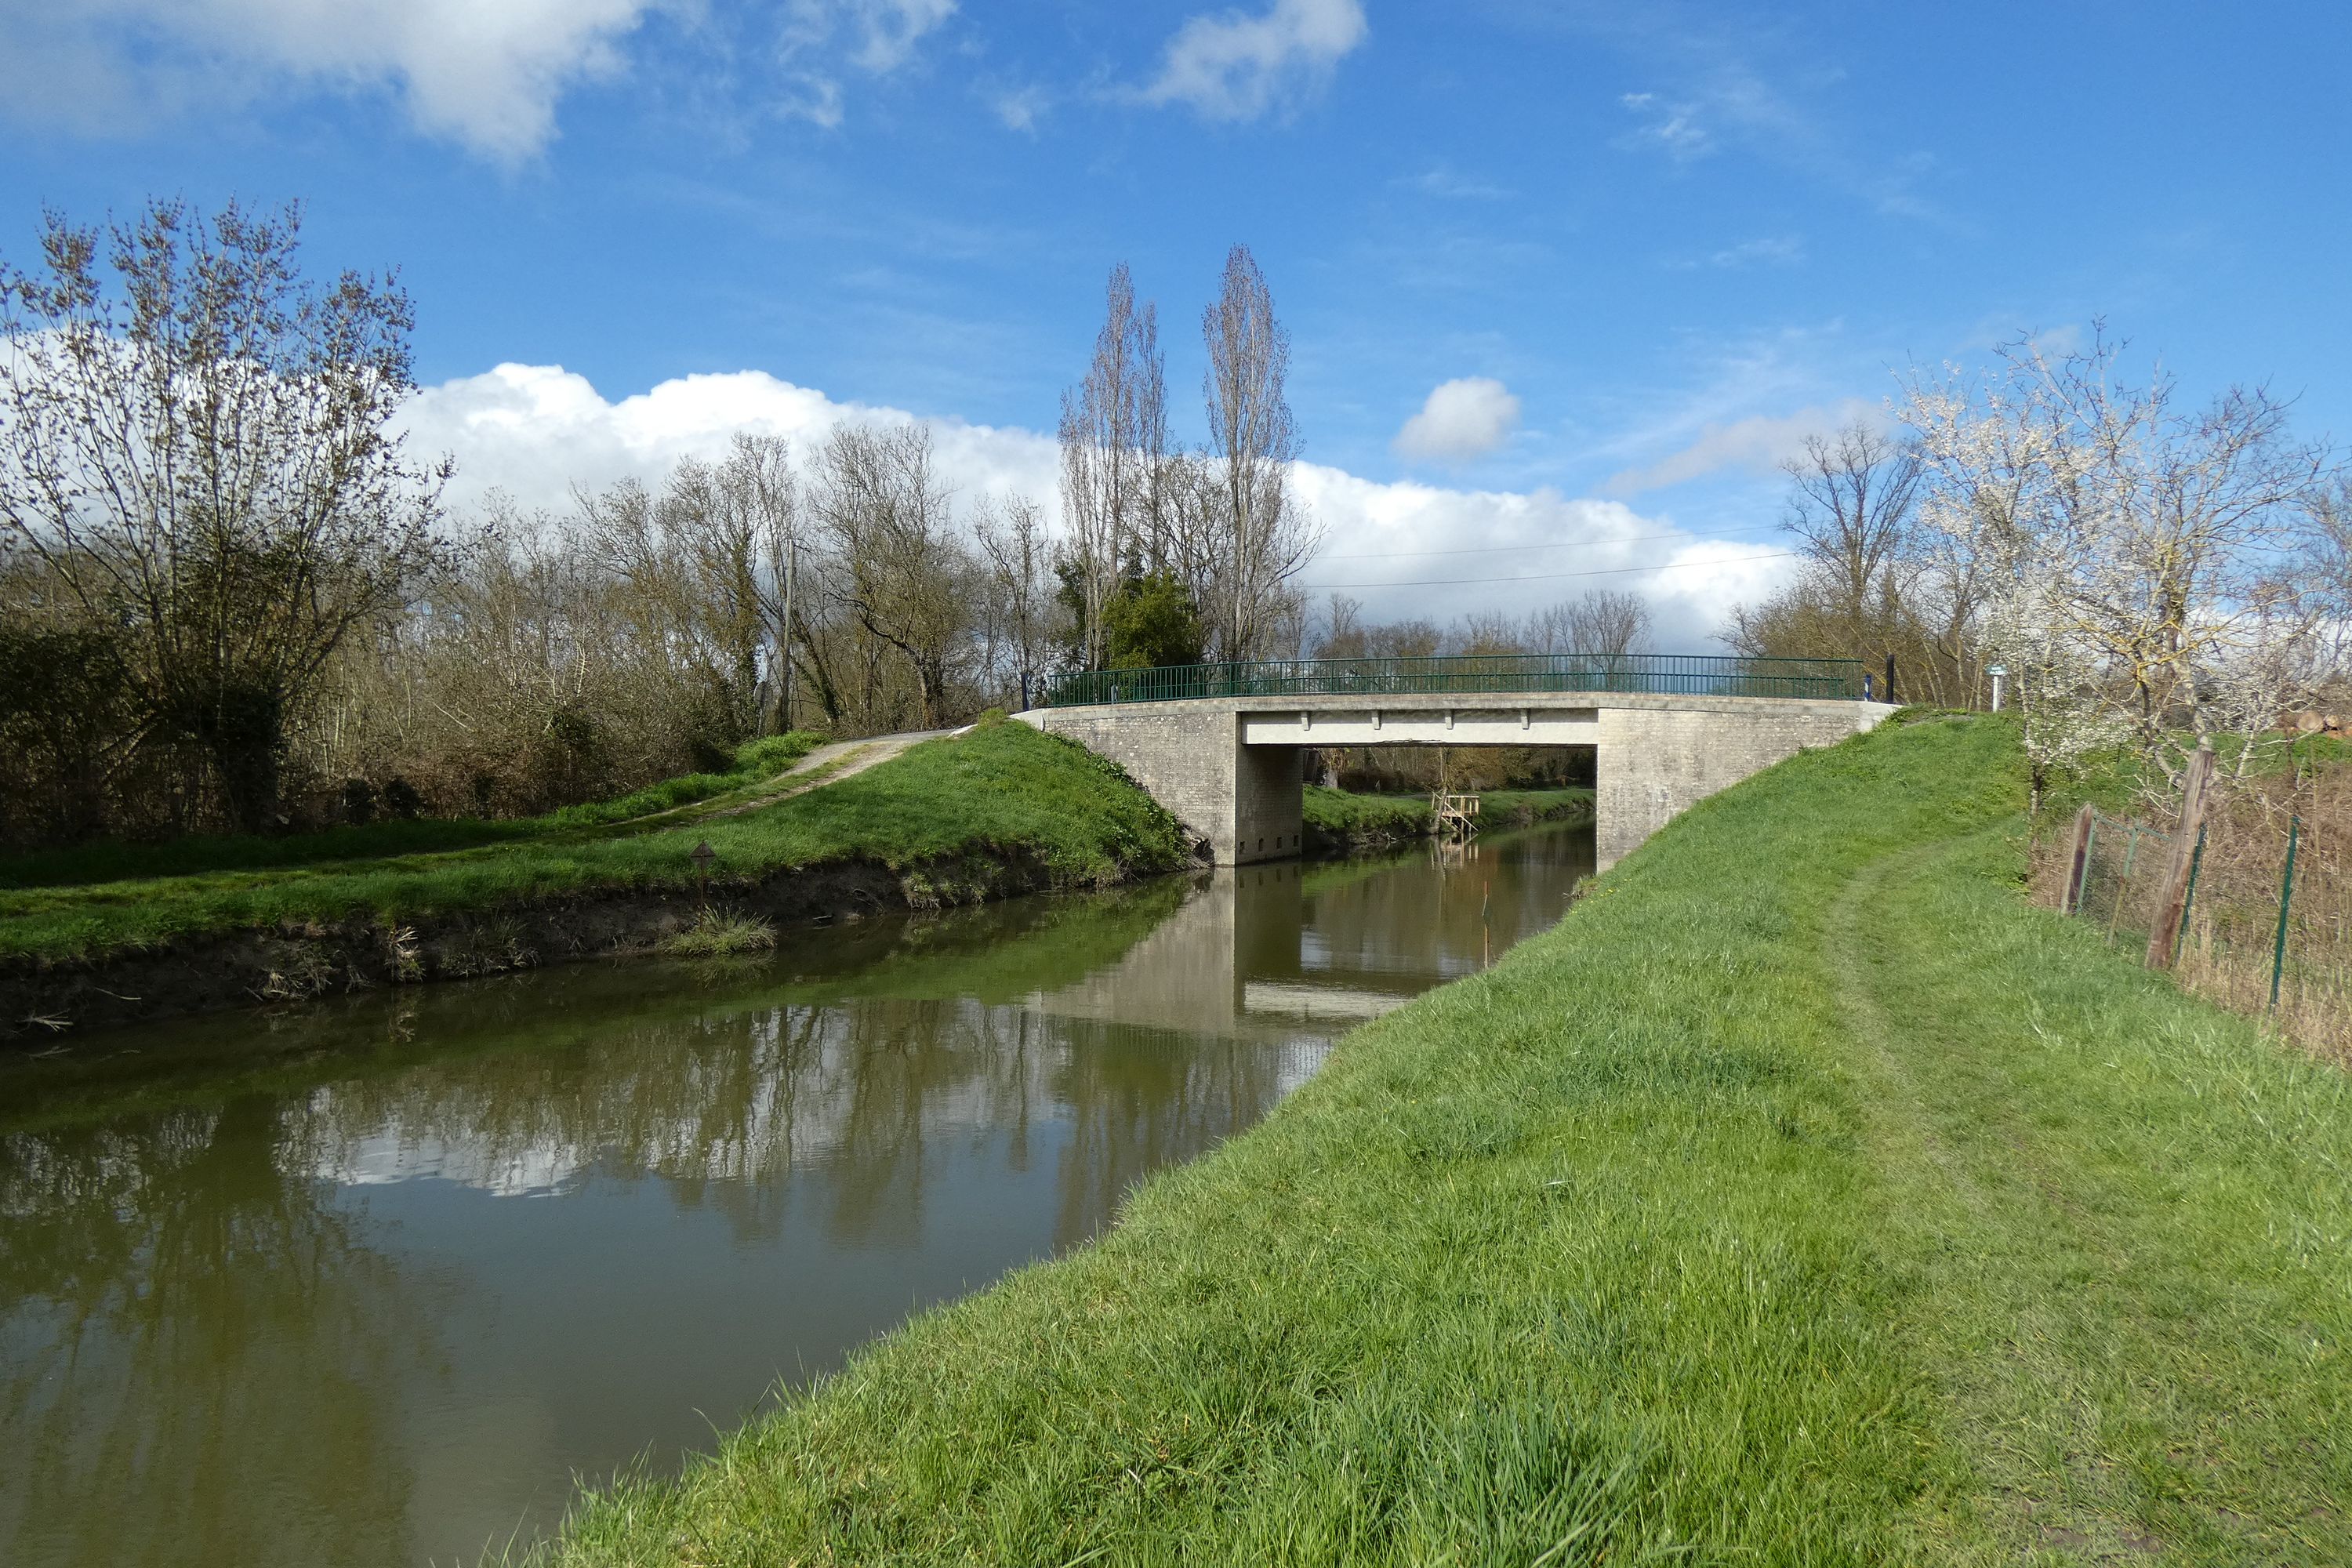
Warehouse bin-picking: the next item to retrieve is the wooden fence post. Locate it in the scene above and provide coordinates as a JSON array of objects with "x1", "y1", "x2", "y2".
[
  {"x1": 2063, "y1": 803, "x2": 2095, "y2": 915},
  {"x1": 2145, "y1": 740, "x2": 2216, "y2": 970}
]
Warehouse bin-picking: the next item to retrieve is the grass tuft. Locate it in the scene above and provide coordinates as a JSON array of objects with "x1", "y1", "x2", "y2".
[{"x1": 659, "y1": 908, "x2": 778, "y2": 957}]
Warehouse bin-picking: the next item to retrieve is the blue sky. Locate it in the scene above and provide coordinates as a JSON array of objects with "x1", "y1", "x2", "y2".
[{"x1": 4, "y1": 0, "x2": 2346, "y2": 642}]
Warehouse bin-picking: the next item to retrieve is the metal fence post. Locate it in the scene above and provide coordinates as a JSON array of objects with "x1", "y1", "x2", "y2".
[{"x1": 2270, "y1": 815, "x2": 2302, "y2": 1011}]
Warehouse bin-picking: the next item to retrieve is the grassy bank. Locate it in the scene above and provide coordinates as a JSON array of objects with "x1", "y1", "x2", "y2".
[
  {"x1": 0, "y1": 732, "x2": 828, "y2": 891},
  {"x1": 0, "y1": 723, "x2": 1185, "y2": 968},
  {"x1": 545, "y1": 713, "x2": 2351, "y2": 1565},
  {"x1": 1301, "y1": 785, "x2": 1592, "y2": 852}
]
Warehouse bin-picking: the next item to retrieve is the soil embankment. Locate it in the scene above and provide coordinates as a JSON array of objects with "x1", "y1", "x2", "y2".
[{"x1": 0, "y1": 724, "x2": 1189, "y2": 1040}]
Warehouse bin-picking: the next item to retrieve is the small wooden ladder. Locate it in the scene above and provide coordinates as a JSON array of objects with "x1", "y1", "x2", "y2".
[{"x1": 1433, "y1": 791, "x2": 1482, "y2": 841}]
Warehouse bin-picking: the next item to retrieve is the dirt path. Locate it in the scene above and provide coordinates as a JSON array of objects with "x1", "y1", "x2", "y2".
[{"x1": 693, "y1": 729, "x2": 950, "y2": 822}]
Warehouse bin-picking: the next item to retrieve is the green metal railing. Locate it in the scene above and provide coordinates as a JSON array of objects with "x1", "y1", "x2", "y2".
[{"x1": 1040, "y1": 653, "x2": 1869, "y2": 707}]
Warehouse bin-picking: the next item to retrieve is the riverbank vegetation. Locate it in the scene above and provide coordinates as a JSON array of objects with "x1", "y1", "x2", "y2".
[
  {"x1": 542, "y1": 713, "x2": 2351, "y2": 1564},
  {"x1": 0, "y1": 723, "x2": 1187, "y2": 1030},
  {"x1": 1301, "y1": 785, "x2": 1592, "y2": 853}
]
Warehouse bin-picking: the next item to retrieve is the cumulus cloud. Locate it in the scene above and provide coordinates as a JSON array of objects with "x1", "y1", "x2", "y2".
[
  {"x1": 1602, "y1": 397, "x2": 1879, "y2": 495},
  {"x1": 1142, "y1": 0, "x2": 1367, "y2": 122},
  {"x1": 1286, "y1": 469, "x2": 1795, "y2": 647},
  {"x1": 1393, "y1": 378, "x2": 1522, "y2": 463},
  {"x1": 402, "y1": 361, "x2": 1786, "y2": 649},
  {"x1": 0, "y1": 0, "x2": 659, "y2": 161},
  {"x1": 398, "y1": 361, "x2": 1059, "y2": 518}
]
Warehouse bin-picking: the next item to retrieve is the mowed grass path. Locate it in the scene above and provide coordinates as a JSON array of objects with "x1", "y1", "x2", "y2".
[{"x1": 547, "y1": 715, "x2": 2350, "y2": 1566}]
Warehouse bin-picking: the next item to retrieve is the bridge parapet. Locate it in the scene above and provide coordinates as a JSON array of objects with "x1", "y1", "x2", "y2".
[{"x1": 1044, "y1": 652, "x2": 1865, "y2": 708}]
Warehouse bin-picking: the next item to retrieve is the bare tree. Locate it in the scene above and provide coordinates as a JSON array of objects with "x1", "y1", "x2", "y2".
[
  {"x1": 1203, "y1": 245, "x2": 1319, "y2": 661},
  {"x1": 974, "y1": 492, "x2": 1065, "y2": 708},
  {"x1": 811, "y1": 423, "x2": 971, "y2": 728},
  {"x1": 0, "y1": 198, "x2": 448, "y2": 830},
  {"x1": 1313, "y1": 592, "x2": 1368, "y2": 658},
  {"x1": 1552, "y1": 588, "x2": 1653, "y2": 659},
  {"x1": 572, "y1": 433, "x2": 799, "y2": 746},
  {"x1": 1780, "y1": 423, "x2": 1920, "y2": 642},
  {"x1": 1058, "y1": 264, "x2": 1166, "y2": 669}
]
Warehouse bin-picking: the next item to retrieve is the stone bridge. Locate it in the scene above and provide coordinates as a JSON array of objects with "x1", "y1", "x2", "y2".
[{"x1": 1018, "y1": 655, "x2": 1896, "y2": 867}]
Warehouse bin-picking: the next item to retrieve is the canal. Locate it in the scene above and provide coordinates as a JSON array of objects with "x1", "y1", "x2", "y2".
[{"x1": 0, "y1": 820, "x2": 1593, "y2": 1566}]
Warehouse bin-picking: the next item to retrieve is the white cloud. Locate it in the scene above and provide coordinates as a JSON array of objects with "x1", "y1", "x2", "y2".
[
  {"x1": 1394, "y1": 378, "x2": 1522, "y2": 463},
  {"x1": 775, "y1": 0, "x2": 956, "y2": 125},
  {"x1": 1615, "y1": 90, "x2": 1713, "y2": 162},
  {"x1": 1286, "y1": 469, "x2": 1795, "y2": 647},
  {"x1": 1396, "y1": 162, "x2": 1509, "y2": 201},
  {"x1": 1601, "y1": 397, "x2": 1878, "y2": 495},
  {"x1": 1143, "y1": 0, "x2": 1367, "y2": 122},
  {"x1": 401, "y1": 361, "x2": 1782, "y2": 649},
  {"x1": 989, "y1": 85, "x2": 1051, "y2": 133},
  {"x1": 1706, "y1": 234, "x2": 1806, "y2": 269},
  {"x1": 399, "y1": 362, "x2": 1060, "y2": 519},
  {"x1": 0, "y1": 0, "x2": 659, "y2": 161}
]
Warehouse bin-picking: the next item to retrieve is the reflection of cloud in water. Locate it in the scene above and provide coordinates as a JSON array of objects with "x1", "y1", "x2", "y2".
[
  {"x1": 328, "y1": 1129, "x2": 586, "y2": 1197},
  {"x1": 0, "y1": 819, "x2": 1593, "y2": 1568},
  {"x1": 303, "y1": 998, "x2": 1323, "y2": 1207}
]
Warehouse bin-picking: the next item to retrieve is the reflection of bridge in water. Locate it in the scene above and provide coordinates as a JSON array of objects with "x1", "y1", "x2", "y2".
[{"x1": 1033, "y1": 824, "x2": 1597, "y2": 1036}]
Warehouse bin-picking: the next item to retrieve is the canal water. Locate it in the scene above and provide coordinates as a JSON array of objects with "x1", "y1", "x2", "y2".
[{"x1": 0, "y1": 821, "x2": 1594, "y2": 1567}]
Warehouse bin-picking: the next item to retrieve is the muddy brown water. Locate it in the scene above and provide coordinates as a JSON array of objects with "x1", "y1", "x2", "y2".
[{"x1": 0, "y1": 822, "x2": 1594, "y2": 1567}]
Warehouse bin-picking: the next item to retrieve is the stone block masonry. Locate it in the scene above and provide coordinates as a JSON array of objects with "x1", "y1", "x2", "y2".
[{"x1": 1025, "y1": 695, "x2": 1894, "y2": 867}]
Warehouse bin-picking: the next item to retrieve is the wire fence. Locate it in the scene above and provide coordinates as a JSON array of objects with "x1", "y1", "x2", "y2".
[
  {"x1": 1042, "y1": 653, "x2": 1868, "y2": 707},
  {"x1": 2062, "y1": 768, "x2": 2351, "y2": 1060}
]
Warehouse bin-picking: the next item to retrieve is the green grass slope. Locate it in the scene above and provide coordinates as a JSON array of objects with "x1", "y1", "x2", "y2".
[
  {"x1": 0, "y1": 724, "x2": 1187, "y2": 964},
  {"x1": 0, "y1": 732, "x2": 826, "y2": 891},
  {"x1": 546, "y1": 713, "x2": 2351, "y2": 1566}
]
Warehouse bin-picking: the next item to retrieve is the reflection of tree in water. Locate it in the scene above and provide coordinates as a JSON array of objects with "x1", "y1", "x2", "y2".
[
  {"x1": 1045, "y1": 1021, "x2": 1305, "y2": 1252},
  {"x1": 0, "y1": 859, "x2": 1362, "y2": 1567},
  {"x1": 0, "y1": 1098, "x2": 443, "y2": 1567},
  {"x1": 290, "y1": 992, "x2": 1305, "y2": 1256}
]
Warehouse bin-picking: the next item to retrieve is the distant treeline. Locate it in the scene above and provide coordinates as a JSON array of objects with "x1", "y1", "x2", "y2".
[{"x1": 0, "y1": 201, "x2": 1327, "y2": 849}]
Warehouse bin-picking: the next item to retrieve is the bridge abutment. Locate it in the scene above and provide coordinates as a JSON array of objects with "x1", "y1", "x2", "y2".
[
  {"x1": 1025, "y1": 706, "x2": 1304, "y2": 865},
  {"x1": 1593, "y1": 698, "x2": 1892, "y2": 866}
]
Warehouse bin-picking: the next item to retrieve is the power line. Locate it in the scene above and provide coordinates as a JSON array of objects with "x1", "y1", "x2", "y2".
[
  {"x1": 1300, "y1": 550, "x2": 1802, "y2": 591},
  {"x1": 1319, "y1": 521, "x2": 1780, "y2": 561}
]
